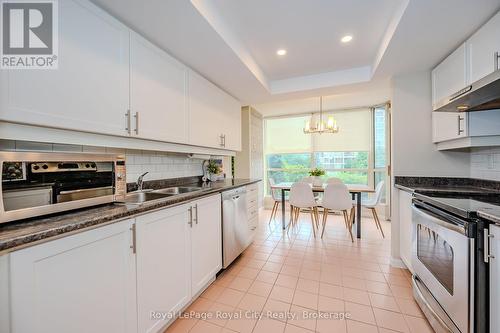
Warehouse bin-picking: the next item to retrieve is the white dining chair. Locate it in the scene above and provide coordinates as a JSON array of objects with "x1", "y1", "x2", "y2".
[
  {"x1": 301, "y1": 176, "x2": 314, "y2": 184},
  {"x1": 362, "y1": 181, "x2": 385, "y2": 238},
  {"x1": 268, "y1": 178, "x2": 286, "y2": 224},
  {"x1": 288, "y1": 182, "x2": 319, "y2": 237},
  {"x1": 326, "y1": 177, "x2": 343, "y2": 185},
  {"x1": 321, "y1": 183, "x2": 354, "y2": 241}
]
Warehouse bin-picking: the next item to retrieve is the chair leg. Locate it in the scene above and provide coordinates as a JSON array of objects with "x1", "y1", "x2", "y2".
[
  {"x1": 287, "y1": 206, "x2": 294, "y2": 234},
  {"x1": 343, "y1": 209, "x2": 354, "y2": 242},
  {"x1": 321, "y1": 208, "x2": 329, "y2": 238},
  {"x1": 269, "y1": 201, "x2": 278, "y2": 224},
  {"x1": 309, "y1": 208, "x2": 317, "y2": 238},
  {"x1": 294, "y1": 206, "x2": 300, "y2": 227},
  {"x1": 371, "y1": 208, "x2": 385, "y2": 238},
  {"x1": 313, "y1": 207, "x2": 320, "y2": 229}
]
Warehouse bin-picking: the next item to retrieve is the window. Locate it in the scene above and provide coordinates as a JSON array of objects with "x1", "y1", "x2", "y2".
[{"x1": 264, "y1": 106, "x2": 389, "y2": 199}]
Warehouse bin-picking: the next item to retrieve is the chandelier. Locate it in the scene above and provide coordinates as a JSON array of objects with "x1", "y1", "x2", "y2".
[{"x1": 303, "y1": 96, "x2": 339, "y2": 134}]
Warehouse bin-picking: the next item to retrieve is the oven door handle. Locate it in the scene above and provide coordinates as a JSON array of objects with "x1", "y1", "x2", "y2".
[
  {"x1": 412, "y1": 202, "x2": 467, "y2": 235},
  {"x1": 59, "y1": 186, "x2": 113, "y2": 195},
  {"x1": 412, "y1": 275, "x2": 458, "y2": 333}
]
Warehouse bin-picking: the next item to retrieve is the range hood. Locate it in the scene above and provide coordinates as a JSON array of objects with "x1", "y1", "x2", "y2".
[{"x1": 434, "y1": 69, "x2": 500, "y2": 112}]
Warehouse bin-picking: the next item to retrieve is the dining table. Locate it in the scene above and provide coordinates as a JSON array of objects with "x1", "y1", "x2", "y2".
[{"x1": 270, "y1": 182, "x2": 375, "y2": 239}]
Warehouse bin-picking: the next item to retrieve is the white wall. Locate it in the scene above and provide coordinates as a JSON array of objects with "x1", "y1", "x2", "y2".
[{"x1": 390, "y1": 71, "x2": 470, "y2": 266}]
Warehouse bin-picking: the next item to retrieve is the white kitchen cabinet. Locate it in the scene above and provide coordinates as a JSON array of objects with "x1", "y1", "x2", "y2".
[
  {"x1": 190, "y1": 194, "x2": 222, "y2": 296},
  {"x1": 467, "y1": 11, "x2": 500, "y2": 83},
  {"x1": 9, "y1": 219, "x2": 137, "y2": 333},
  {"x1": 188, "y1": 70, "x2": 241, "y2": 151},
  {"x1": 135, "y1": 204, "x2": 191, "y2": 333},
  {"x1": 130, "y1": 32, "x2": 188, "y2": 144},
  {"x1": 0, "y1": 0, "x2": 130, "y2": 137},
  {"x1": 398, "y1": 189, "x2": 413, "y2": 272},
  {"x1": 490, "y1": 224, "x2": 500, "y2": 333},
  {"x1": 432, "y1": 112, "x2": 467, "y2": 142},
  {"x1": 431, "y1": 43, "x2": 468, "y2": 108}
]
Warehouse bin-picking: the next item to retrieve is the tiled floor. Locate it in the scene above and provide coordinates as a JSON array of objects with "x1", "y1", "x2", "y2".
[{"x1": 166, "y1": 209, "x2": 434, "y2": 333}]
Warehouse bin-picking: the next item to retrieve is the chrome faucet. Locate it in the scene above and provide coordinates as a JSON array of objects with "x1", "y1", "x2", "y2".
[{"x1": 136, "y1": 172, "x2": 149, "y2": 191}]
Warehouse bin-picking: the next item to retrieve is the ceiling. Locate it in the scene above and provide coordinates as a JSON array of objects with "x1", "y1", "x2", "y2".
[{"x1": 90, "y1": 0, "x2": 500, "y2": 111}]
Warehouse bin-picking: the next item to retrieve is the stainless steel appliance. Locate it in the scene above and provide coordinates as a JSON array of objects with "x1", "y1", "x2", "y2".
[
  {"x1": 434, "y1": 65, "x2": 500, "y2": 112},
  {"x1": 222, "y1": 187, "x2": 252, "y2": 268},
  {"x1": 0, "y1": 152, "x2": 126, "y2": 223},
  {"x1": 411, "y1": 194, "x2": 489, "y2": 333}
]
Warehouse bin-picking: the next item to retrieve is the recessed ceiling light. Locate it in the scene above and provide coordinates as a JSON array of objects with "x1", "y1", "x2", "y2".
[
  {"x1": 341, "y1": 35, "x2": 353, "y2": 43},
  {"x1": 276, "y1": 49, "x2": 287, "y2": 56}
]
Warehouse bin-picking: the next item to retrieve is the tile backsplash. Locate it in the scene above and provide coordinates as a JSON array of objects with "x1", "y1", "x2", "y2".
[
  {"x1": 470, "y1": 147, "x2": 500, "y2": 181},
  {"x1": 0, "y1": 140, "x2": 205, "y2": 184}
]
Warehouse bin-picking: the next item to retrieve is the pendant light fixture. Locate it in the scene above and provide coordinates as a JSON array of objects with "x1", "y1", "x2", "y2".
[{"x1": 303, "y1": 96, "x2": 339, "y2": 134}]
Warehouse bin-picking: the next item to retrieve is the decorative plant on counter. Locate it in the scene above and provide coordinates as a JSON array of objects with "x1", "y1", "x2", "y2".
[
  {"x1": 309, "y1": 168, "x2": 326, "y2": 177},
  {"x1": 207, "y1": 160, "x2": 222, "y2": 181}
]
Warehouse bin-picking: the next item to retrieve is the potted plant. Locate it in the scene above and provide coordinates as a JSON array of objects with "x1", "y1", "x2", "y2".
[
  {"x1": 309, "y1": 168, "x2": 326, "y2": 186},
  {"x1": 207, "y1": 160, "x2": 222, "y2": 182}
]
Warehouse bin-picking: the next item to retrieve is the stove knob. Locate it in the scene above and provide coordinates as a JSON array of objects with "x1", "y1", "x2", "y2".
[
  {"x1": 91, "y1": 163, "x2": 96, "y2": 168},
  {"x1": 85, "y1": 163, "x2": 91, "y2": 168},
  {"x1": 42, "y1": 164, "x2": 48, "y2": 170},
  {"x1": 58, "y1": 163, "x2": 63, "y2": 168},
  {"x1": 33, "y1": 165, "x2": 40, "y2": 170}
]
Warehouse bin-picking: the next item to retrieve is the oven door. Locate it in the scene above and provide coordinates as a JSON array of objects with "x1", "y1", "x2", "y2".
[{"x1": 411, "y1": 203, "x2": 472, "y2": 333}]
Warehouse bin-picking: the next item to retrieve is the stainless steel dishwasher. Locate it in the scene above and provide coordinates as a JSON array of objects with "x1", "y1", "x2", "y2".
[{"x1": 222, "y1": 187, "x2": 251, "y2": 268}]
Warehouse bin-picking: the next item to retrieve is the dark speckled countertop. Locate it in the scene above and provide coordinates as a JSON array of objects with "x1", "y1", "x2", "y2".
[{"x1": 0, "y1": 178, "x2": 260, "y2": 253}]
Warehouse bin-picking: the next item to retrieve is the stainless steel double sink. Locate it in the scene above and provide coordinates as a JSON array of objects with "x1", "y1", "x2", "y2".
[{"x1": 118, "y1": 186, "x2": 205, "y2": 205}]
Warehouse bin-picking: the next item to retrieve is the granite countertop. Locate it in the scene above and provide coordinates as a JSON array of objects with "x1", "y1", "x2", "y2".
[
  {"x1": 0, "y1": 178, "x2": 260, "y2": 254},
  {"x1": 394, "y1": 176, "x2": 500, "y2": 195},
  {"x1": 477, "y1": 208, "x2": 500, "y2": 225}
]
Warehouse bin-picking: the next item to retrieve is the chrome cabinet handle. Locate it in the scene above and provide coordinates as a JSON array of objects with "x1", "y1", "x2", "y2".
[
  {"x1": 219, "y1": 134, "x2": 224, "y2": 147},
  {"x1": 134, "y1": 112, "x2": 139, "y2": 135},
  {"x1": 484, "y1": 229, "x2": 495, "y2": 263},
  {"x1": 125, "y1": 110, "x2": 131, "y2": 134},
  {"x1": 223, "y1": 135, "x2": 226, "y2": 147},
  {"x1": 188, "y1": 207, "x2": 193, "y2": 227},
  {"x1": 458, "y1": 115, "x2": 464, "y2": 135},
  {"x1": 130, "y1": 224, "x2": 137, "y2": 254},
  {"x1": 194, "y1": 204, "x2": 198, "y2": 224},
  {"x1": 495, "y1": 51, "x2": 499, "y2": 72}
]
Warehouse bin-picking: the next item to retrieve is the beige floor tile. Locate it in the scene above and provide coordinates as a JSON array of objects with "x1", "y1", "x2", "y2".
[
  {"x1": 247, "y1": 280, "x2": 273, "y2": 298},
  {"x1": 287, "y1": 305, "x2": 317, "y2": 331},
  {"x1": 405, "y1": 315, "x2": 434, "y2": 333},
  {"x1": 262, "y1": 299, "x2": 291, "y2": 322},
  {"x1": 316, "y1": 316, "x2": 347, "y2": 333},
  {"x1": 228, "y1": 277, "x2": 254, "y2": 292},
  {"x1": 395, "y1": 298, "x2": 423, "y2": 318},
  {"x1": 284, "y1": 323, "x2": 315, "y2": 333},
  {"x1": 190, "y1": 320, "x2": 223, "y2": 333},
  {"x1": 317, "y1": 295, "x2": 345, "y2": 313},
  {"x1": 244, "y1": 259, "x2": 266, "y2": 269},
  {"x1": 202, "y1": 284, "x2": 226, "y2": 301},
  {"x1": 270, "y1": 285, "x2": 295, "y2": 303},
  {"x1": 214, "y1": 272, "x2": 237, "y2": 288},
  {"x1": 255, "y1": 270, "x2": 279, "y2": 283},
  {"x1": 342, "y1": 287, "x2": 371, "y2": 305},
  {"x1": 237, "y1": 293, "x2": 267, "y2": 312},
  {"x1": 164, "y1": 317, "x2": 198, "y2": 333},
  {"x1": 319, "y1": 282, "x2": 343, "y2": 299},
  {"x1": 276, "y1": 274, "x2": 299, "y2": 289},
  {"x1": 188, "y1": 297, "x2": 214, "y2": 313},
  {"x1": 344, "y1": 301, "x2": 376, "y2": 325},
  {"x1": 389, "y1": 285, "x2": 413, "y2": 300},
  {"x1": 281, "y1": 264, "x2": 301, "y2": 277},
  {"x1": 253, "y1": 317, "x2": 286, "y2": 333},
  {"x1": 345, "y1": 319, "x2": 378, "y2": 333},
  {"x1": 365, "y1": 280, "x2": 393, "y2": 296},
  {"x1": 216, "y1": 288, "x2": 246, "y2": 307},
  {"x1": 299, "y1": 269, "x2": 321, "y2": 281},
  {"x1": 373, "y1": 308, "x2": 410, "y2": 332},
  {"x1": 262, "y1": 261, "x2": 283, "y2": 273},
  {"x1": 224, "y1": 309, "x2": 258, "y2": 333},
  {"x1": 292, "y1": 290, "x2": 318, "y2": 310},
  {"x1": 237, "y1": 267, "x2": 260, "y2": 280},
  {"x1": 368, "y1": 293, "x2": 400, "y2": 312},
  {"x1": 296, "y1": 278, "x2": 320, "y2": 294},
  {"x1": 204, "y1": 302, "x2": 235, "y2": 327},
  {"x1": 342, "y1": 276, "x2": 366, "y2": 291}
]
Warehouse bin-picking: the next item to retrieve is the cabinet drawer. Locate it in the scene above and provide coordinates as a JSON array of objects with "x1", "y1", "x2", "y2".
[{"x1": 248, "y1": 208, "x2": 258, "y2": 220}]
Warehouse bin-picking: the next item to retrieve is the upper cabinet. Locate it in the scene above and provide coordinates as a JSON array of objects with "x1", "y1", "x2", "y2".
[
  {"x1": 467, "y1": 11, "x2": 500, "y2": 83},
  {"x1": 188, "y1": 70, "x2": 242, "y2": 151},
  {"x1": 0, "y1": 0, "x2": 130, "y2": 136},
  {"x1": 130, "y1": 32, "x2": 188, "y2": 144},
  {"x1": 431, "y1": 43, "x2": 467, "y2": 107},
  {"x1": 0, "y1": 0, "x2": 242, "y2": 152}
]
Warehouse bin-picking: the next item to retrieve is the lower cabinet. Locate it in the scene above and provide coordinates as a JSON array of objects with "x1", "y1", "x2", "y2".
[
  {"x1": 9, "y1": 219, "x2": 137, "y2": 333},
  {"x1": 399, "y1": 189, "x2": 413, "y2": 272},
  {"x1": 7, "y1": 193, "x2": 223, "y2": 333},
  {"x1": 190, "y1": 195, "x2": 222, "y2": 296},
  {"x1": 490, "y1": 224, "x2": 500, "y2": 333},
  {"x1": 135, "y1": 204, "x2": 191, "y2": 333}
]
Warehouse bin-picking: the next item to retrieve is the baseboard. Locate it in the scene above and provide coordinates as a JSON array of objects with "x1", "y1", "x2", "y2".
[{"x1": 390, "y1": 256, "x2": 407, "y2": 269}]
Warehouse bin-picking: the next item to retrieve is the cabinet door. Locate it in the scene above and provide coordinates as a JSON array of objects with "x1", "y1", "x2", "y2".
[
  {"x1": 130, "y1": 32, "x2": 188, "y2": 143},
  {"x1": 432, "y1": 112, "x2": 468, "y2": 143},
  {"x1": 188, "y1": 70, "x2": 227, "y2": 149},
  {"x1": 491, "y1": 225, "x2": 500, "y2": 333},
  {"x1": 191, "y1": 194, "x2": 222, "y2": 296},
  {"x1": 9, "y1": 219, "x2": 137, "y2": 333},
  {"x1": 432, "y1": 43, "x2": 468, "y2": 107},
  {"x1": 0, "y1": 0, "x2": 130, "y2": 136},
  {"x1": 136, "y1": 204, "x2": 191, "y2": 333},
  {"x1": 398, "y1": 190, "x2": 413, "y2": 272},
  {"x1": 222, "y1": 94, "x2": 242, "y2": 151},
  {"x1": 467, "y1": 11, "x2": 500, "y2": 83}
]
